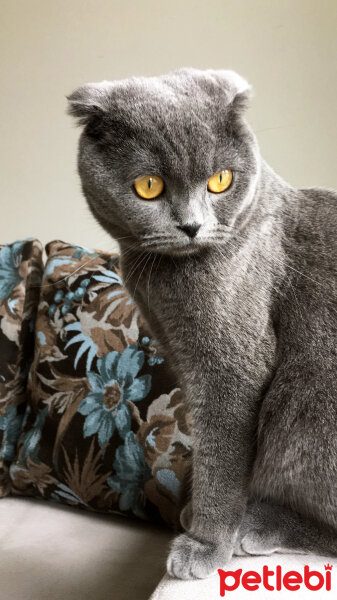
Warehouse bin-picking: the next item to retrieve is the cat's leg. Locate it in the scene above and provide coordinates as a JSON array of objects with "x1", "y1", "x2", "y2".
[
  {"x1": 234, "y1": 501, "x2": 337, "y2": 557},
  {"x1": 166, "y1": 369, "x2": 264, "y2": 579}
]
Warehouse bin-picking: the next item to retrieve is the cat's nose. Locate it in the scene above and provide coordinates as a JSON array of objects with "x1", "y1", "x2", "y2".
[{"x1": 177, "y1": 223, "x2": 201, "y2": 238}]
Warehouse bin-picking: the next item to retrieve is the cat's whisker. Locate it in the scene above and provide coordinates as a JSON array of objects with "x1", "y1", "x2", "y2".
[
  {"x1": 122, "y1": 250, "x2": 149, "y2": 287},
  {"x1": 147, "y1": 253, "x2": 157, "y2": 313},
  {"x1": 154, "y1": 253, "x2": 163, "y2": 280},
  {"x1": 133, "y1": 252, "x2": 153, "y2": 298},
  {"x1": 170, "y1": 255, "x2": 178, "y2": 269},
  {"x1": 113, "y1": 234, "x2": 136, "y2": 242},
  {"x1": 34, "y1": 256, "x2": 100, "y2": 289},
  {"x1": 118, "y1": 241, "x2": 143, "y2": 259}
]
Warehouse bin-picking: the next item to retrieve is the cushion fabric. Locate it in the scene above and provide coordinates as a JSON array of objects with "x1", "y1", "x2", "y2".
[
  {"x1": 10, "y1": 241, "x2": 192, "y2": 528},
  {"x1": 0, "y1": 239, "x2": 43, "y2": 496}
]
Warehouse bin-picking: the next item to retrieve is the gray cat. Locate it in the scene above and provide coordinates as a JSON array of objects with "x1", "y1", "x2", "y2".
[{"x1": 67, "y1": 68, "x2": 337, "y2": 580}]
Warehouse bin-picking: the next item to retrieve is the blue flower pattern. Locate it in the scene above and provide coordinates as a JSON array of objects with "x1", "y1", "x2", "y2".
[
  {"x1": 64, "y1": 319, "x2": 98, "y2": 371},
  {"x1": 107, "y1": 431, "x2": 152, "y2": 518},
  {"x1": 3, "y1": 241, "x2": 190, "y2": 526},
  {"x1": 78, "y1": 345, "x2": 151, "y2": 447}
]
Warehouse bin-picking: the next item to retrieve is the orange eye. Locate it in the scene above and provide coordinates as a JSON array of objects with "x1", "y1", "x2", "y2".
[
  {"x1": 134, "y1": 175, "x2": 164, "y2": 199},
  {"x1": 207, "y1": 169, "x2": 233, "y2": 193}
]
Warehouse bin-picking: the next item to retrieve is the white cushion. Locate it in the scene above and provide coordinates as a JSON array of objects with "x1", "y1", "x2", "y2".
[
  {"x1": 0, "y1": 497, "x2": 173, "y2": 600},
  {"x1": 2, "y1": 497, "x2": 334, "y2": 599}
]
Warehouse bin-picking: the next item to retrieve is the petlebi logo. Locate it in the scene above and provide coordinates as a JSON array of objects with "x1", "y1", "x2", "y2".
[{"x1": 218, "y1": 563, "x2": 333, "y2": 596}]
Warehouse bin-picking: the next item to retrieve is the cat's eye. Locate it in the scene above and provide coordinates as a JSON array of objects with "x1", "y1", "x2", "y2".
[
  {"x1": 207, "y1": 169, "x2": 233, "y2": 193},
  {"x1": 133, "y1": 175, "x2": 164, "y2": 199}
]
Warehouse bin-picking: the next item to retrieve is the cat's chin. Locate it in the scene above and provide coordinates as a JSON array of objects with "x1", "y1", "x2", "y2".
[{"x1": 143, "y1": 243, "x2": 205, "y2": 257}]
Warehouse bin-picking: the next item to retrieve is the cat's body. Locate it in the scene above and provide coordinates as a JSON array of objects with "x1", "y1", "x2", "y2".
[{"x1": 68, "y1": 68, "x2": 337, "y2": 579}]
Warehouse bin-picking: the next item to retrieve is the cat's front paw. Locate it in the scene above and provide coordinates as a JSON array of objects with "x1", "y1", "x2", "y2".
[{"x1": 167, "y1": 533, "x2": 232, "y2": 580}]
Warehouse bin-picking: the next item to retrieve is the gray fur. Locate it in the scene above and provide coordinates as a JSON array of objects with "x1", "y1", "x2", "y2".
[{"x1": 67, "y1": 68, "x2": 337, "y2": 579}]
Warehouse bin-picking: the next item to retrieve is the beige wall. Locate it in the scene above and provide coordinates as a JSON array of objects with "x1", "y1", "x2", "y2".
[{"x1": 1, "y1": 0, "x2": 336, "y2": 252}]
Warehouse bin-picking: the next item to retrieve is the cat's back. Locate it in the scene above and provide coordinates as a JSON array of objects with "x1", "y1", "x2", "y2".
[
  {"x1": 279, "y1": 184, "x2": 337, "y2": 330},
  {"x1": 296, "y1": 186, "x2": 337, "y2": 251},
  {"x1": 289, "y1": 186, "x2": 337, "y2": 276},
  {"x1": 251, "y1": 186, "x2": 337, "y2": 523}
]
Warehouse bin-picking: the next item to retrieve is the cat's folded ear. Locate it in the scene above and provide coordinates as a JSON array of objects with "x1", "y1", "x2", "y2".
[
  {"x1": 214, "y1": 70, "x2": 252, "y2": 115},
  {"x1": 66, "y1": 81, "x2": 114, "y2": 126}
]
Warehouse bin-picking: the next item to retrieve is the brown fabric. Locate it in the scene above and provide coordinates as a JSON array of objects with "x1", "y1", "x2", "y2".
[
  {"x1": 0, "y1": 239, "x2": 43, "y2": 496},
  {"x1": 10, "y1": 241, "x2": 192, "y2": 528}
]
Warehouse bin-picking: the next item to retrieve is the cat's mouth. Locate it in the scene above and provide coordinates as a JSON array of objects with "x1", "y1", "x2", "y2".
[
  {"x1": 140, "y1": 242, "x2": 199, "y2": 256},
  {"x1": 139, "y1": 231, "x2": 232, "y2": 256}
]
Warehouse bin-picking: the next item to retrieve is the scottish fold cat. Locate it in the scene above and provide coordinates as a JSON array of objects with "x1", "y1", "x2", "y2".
[{"x1": 67, "y1": 68, "x2": 337, "y2": 579}]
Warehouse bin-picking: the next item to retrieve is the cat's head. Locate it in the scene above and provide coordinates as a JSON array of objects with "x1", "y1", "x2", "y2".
[{"x1": 68, "y1": 68, "x2": 261, "y2": 256}]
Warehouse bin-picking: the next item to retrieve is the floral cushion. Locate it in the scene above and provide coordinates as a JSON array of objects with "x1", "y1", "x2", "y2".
[
  {"x1": 0, "y1": 239, "x2": 43, "y2": 496},
  {"x1": 10, "y1": 241, "x2": 192, "y2": 528}
]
